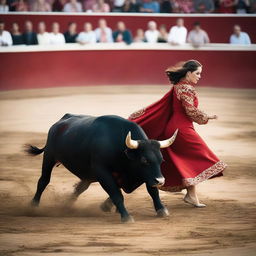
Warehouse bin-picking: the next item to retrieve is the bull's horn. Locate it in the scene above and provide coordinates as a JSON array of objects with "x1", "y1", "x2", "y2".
[
  {"x1": 159, "y1": 129, "x2": 178, "y2": 149},
  {"x1": 125, "y1": 131, "x2": 139, "y2": 149}
]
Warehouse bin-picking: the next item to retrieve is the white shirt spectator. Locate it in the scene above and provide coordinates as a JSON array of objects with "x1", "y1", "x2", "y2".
[
  {"x1": 63, "y1": 2, "x2": 83, "y2": 12},
  {"x1": 114, "y1": 0, "x2": 125, "y2": 7},
  {"x1": 145, "y1": 30, "x2": 159, "y2": 43},
  {"x1": 37, "y1": 32, "x2": 51, "y2": 45},
  {"x1": 49, "y1": 33, "x2": 65, "y2": 45},
  {"x1": 230, "y1": 32, "x2": 251, "y2": 45},
  {"x1": 0, "y1": 30, "x2": 12, "y2": 46},
  {"x1": 94, "y1": 27, "x2": 113, "y2": 43},
  {"x1": 0, "y1": 4, "x2": 9, "y2": 12},
  {"x1": 168, "y1": 26, "x2": 187, "y2": 45},
  {"x1": 76, "y1": 31, "x2": 96, "y2": 44}
]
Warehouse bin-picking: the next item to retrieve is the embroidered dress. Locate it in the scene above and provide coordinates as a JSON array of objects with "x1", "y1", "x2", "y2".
[{"x1": 128, "y1": 81, "x2": 227, "y2": 192}]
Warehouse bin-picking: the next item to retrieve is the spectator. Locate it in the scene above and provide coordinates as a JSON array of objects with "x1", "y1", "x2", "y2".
[
  {"x1": 230, "y1": 24, "x2": 251, "y2": 44},
  {"x1": 235, "y1": 0, "x2": 250, "y2": 12},
  {"x1": 92, "y1": 0, "x2": 110, "y2": 12},
  {"x1": 250, "y1": 0, "x2": 256, "y2": 12},
  {"x1": 83, "y1": 0, "x2": 96, "y2": 11},
  {"x1": 11, "y1": 22, "x2": 24, "y2": 45},
  {"x1": 145, "y1": 21, "x2": 159, "y2": 43},
  {"x1": 37, "y1": 21, "x2": 51, "y2": 45},
  {"x1": 94, "y1": 18, "x2": 113, "y2": 42},
  {"x1": 31, "y1": 0, "x2": 52, "y2": 11},
  {"x1": 0, "y1": 0, "x2": 9, "y2": 12},
  {"x1": 23, "y1": 21, "x2": 38, "y2": 45},
  {"x1": 49, "y1": 22, "x2": 65, "y2": 45},
  {"x1": 218, "y1": 0, "x2": 235, "y2": 13},
  {"x1": 122, "y1": 0, "x2": 140, "y2": 12},
  {"x1": 168, "y1": 18, "x2": 187, "y2": 45},
  {"x1": 176, "y1": 0, "x2": 195, "y2": 12},
  {"x1": 157, "y1": 24, "x2": 168, "y2": 43},
  {"x1": 112, "y1": 0, "x2": 125, "y2": 11},
  {"x1": 0, "y1": 21, "x2": 12, "y2": 46},
  {"x1": 187, "y1": 22, "x2": 210, "y2": 48},
  {"x1": 76, "y1": 22, "x2": 96, "y2": 44},
  {"x1": 12, "y1": 0, "x2": 29, "y2": 11},
  {"x1": 52, "y1": 0, "x2": 67, "y2": 11},
  {"x1": 133, "y1": 28, "x2": 146, "y2": 42},
  {"x1": 63, "y1": 0, "x2": 83, "y2": 12},
  {"x1": 140, "y1": 0, "x2": 160, "y2": 12},
  {"x1": 113, "y1": 21, "x2": 133, "y2": 44},
  {"x1": 64, "y1": 22, "x2": 78, "y2": 43},
  {"x1": 160, "y1": 0, "x2": 173, "y2": 12},
  {"x1": 194, "y1": 0, "x2": 215, "y2": 12}
]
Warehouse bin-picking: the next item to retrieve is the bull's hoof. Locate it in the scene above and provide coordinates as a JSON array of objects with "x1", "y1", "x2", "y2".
[
  {"x1": 121, "y1": 215, "x2": 135, "y2": 223},
  {"x1": 156, "y1": 207, "x2": 170, "y2": 218},
  {"x1": 100, "y1": 199, "x2": 113, "y2": 212}
]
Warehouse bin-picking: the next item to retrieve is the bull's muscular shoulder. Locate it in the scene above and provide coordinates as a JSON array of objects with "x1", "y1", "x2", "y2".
[{"x1": 60, "y1": 113, "x2": 91, "y2": 120}]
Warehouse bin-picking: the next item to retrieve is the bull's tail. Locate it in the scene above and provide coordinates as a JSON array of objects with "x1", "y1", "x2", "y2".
[{"x1": 24, "y1": 144, "x2": 45, "y2": 156}]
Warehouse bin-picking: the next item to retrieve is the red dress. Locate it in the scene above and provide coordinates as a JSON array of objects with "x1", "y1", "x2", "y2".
[{"x1": 128, "y1": 81, "x2": 227, "y2": 192}]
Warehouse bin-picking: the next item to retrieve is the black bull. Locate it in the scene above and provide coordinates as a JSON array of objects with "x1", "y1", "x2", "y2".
[{"x1": 26, "y1": 114, "x2": 177, "y2": 223}]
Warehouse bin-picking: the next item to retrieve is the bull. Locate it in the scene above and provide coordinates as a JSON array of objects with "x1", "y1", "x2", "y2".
[{"x1": 26, "y1": 114, "x2": 177, "y2": 223}]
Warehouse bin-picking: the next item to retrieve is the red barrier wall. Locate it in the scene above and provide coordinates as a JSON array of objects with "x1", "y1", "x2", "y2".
[
  {"x1": 0, "y1": 13, "x2": 256, "y2": 43},
  {"x1": 0, "y1": 48, "x2": 255, "y2": 90}
]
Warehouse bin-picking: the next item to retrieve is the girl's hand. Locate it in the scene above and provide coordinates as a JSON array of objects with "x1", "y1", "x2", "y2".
[{"x1": 208, "y1": 115, "x2": 218, "y2": 120}]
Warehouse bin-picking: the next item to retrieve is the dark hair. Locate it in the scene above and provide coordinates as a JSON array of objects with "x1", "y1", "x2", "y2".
[
  {"x1": 166, "y1": 60, "x2": 202, "y2": 85},
  {"x1": 193, "y1": 21, "x2": 201, "y2": 27}
]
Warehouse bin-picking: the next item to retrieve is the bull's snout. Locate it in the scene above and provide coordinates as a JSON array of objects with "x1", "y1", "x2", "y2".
[{"x1": 153, "y1": 177, "x2": 165, "y2": 187}]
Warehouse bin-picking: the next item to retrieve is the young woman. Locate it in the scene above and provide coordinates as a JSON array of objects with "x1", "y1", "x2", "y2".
[{"x1": 129, "y1": 60, "x2": 227, "y2": 207}]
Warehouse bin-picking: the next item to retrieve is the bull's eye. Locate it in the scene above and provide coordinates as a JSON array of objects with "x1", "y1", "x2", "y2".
[{"x1": 141, "y1": 157, "x2": 149, "y2": 165}]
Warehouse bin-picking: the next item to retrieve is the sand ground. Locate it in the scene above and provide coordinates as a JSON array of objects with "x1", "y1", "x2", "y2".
[{"x1": 0, "y1": 85, "x2": 255, "y2": 256}]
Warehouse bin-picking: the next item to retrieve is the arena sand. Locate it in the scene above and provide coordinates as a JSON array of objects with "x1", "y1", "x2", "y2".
[{"x1": 0, "y1": 86, "x2": 255, "y2": 256}]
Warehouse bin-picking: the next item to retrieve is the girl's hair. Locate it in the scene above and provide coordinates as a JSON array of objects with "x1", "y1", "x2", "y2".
[{"x1": 166, "y1": 60, "x2": 202, "y2": 85}]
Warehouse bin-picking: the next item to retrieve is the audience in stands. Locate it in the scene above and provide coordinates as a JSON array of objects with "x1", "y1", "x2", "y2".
[
  {"x1": 0, "y1": 21, "x2": 12, "y2": 46},
  {"x1": 12, "y1": 0, "x2": 28, "y2": 11},
  {"x1": 63, "y1": 0, "x2": 82, "y2": 12},
  {"x1": 140, "y1": 0, "x2": 160, "y2": 12},
  {"x1": 160, "y1": 0, "x2": 172, "y2": 12},
  {"x1": 175, "y1": 0, "x2": 195, "y2": 13},
  {"x1": 122, "y1": 0, "x2": 140, "y2": 12},
  {"x1": 187, "y1": 21, "x2": 210, "y2": 47},
  {"x1": 168, "y1": 18, "x2": 187, "y2": 45},
  {"x1": 194, "y1": 0, "x2": 215, "y2": 12},
  {"x1": 230, "y1": 24, "x2": 251, "y2": 44},
  {"x1": 95, "y1": 18, "x2": 113, "y2": 42},
  {"x1": 113, "y1": 0, "x2": 126, "y2": 11},
  {"x1": 133, "y1": 28, "x2": 146, "y2": 42},
  {"x1": 11, "y1": 22, "x2": 24, "y2": 45},
  {"x1": 83, "y1": 0, "x2": 95, "y2": 11},
  {"x1": 145, "y1": 20, "x2": 159, "y2": 43},
  {"x1": 157, "y1": 24, "x2": 168, "y2": 42},
  {"x1": 1, "y1": 20, "x2": 254, "y2": 47},
  {"x1": 218, "y1": 0, "x2": 235, "y2": 13},
  {"x1": 0, "y1": 0, "x2": 9, "y2": 12},
  {"x1": 52, "y1": 0, "x2": 66, "y2": 11},
  {"x1": 37, "y1": 21, "x2": 51, "y2": 45},
  {"x1": 64, "y1": 22, "x2": 78, "y2": 43},
  {"x1": 23, "y1": 20, "x2": 38, "y2": 45},
  {"x1": 113, "y1": 21, "x2": 133, "y2": 44},
  {"x1": 76, "y1": 22, "x2": 96, "y2": 44},
  {"x1": 31, "y1": 0, "x2": 52, "y2": 11},
  {"x1": 92, "y1": 0, "x2": 110, "y2": 12},
  {"x1": 235, "y1": 0, "x2": 250, "y2": 12},
  {"x1": 49, "y1": 22, "x2": 65, "y2": 44}
]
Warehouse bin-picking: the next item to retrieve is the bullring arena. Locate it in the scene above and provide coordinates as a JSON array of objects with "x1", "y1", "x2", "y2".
[{"x1": 0, "y1": 12, "x2": 256, "y2": 256}]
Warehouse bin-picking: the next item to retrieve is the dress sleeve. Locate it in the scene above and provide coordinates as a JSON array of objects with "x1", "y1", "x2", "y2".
[{"x1": 176, "y1": 84, "x2": 209, "y2": 125}]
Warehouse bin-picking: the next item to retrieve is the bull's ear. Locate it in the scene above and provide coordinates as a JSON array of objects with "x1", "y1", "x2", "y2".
[{"x1": 124, "y1": 149, "x2": 136, "y2": 160}]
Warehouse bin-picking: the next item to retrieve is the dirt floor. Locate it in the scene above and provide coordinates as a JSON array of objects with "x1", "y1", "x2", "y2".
[{"x1": 0, "y1": 85, "x2": 255, "y2": 256}]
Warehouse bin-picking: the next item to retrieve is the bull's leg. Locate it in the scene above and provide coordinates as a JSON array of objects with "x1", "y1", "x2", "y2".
[
  {"x1": 31, "y1": 152, "x2": 55, "y2": 206},
  {"x1": 68, "y1": 180, "x2": 90, "y2": 204},
  {"x1": 95, "y1": 168, "x2": 134, "y2": 223},
  {"x1": 146, "y1": 184, "x2": 169, "y2": 218}
]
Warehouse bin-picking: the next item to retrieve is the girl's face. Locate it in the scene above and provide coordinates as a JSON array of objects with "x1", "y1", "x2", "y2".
[{"x1": 187, "y1": 66, "x2": 202, "y2": 84}]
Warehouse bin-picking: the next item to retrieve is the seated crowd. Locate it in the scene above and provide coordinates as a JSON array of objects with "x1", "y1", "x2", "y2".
[
  {"x1": 0, "y1": 18, "x2": 252, "y2": 46},
  {"x1": 0, "y1": 0, "x2": 255, "y2": 13}
]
